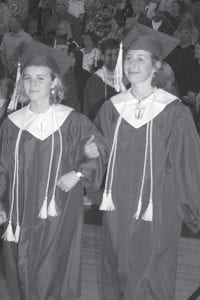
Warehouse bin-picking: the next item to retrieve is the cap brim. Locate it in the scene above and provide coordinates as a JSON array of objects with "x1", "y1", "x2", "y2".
[
  {"x1": 20, "y1": 40, "x2": 75, "y2": 75},
  {"x1": 123, "y1": 23, "x2": 180, "y2": 59}
]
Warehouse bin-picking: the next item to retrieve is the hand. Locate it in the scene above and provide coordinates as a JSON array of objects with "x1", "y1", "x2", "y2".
[
  {"x1": 57, "y1": 171, "x2": 80, "y2": 193},
  {"x1": 0, "y1": 211, "x2": 7, "y2": 225},
  {"x1": 84, "y1": 135, "x2": 100, "y2": 159}
]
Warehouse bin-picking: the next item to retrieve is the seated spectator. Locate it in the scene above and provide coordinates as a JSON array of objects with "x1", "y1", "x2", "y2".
[
  {"x1": 5, "y1": 0, "x2": 28, "y2": 22},
  {"x1": 174, "y1": 11, "x2": 199, "y2": 44},
  {"x1": 166, "y1": 23, "x2": 194, "y2": 96},
  {"x1": 115, "y1": 0, "x2": 133, "y2": 27},
  {"x1": 56, "y1": 20, "x2": 72, "y2": 39},
  {"x1": 0, "y1": 15, "x2": 32, "y2": 78},
  {"x1": 153, "y1": 62, "x2": 180, "y2": 96},
  {"x1": 164, "y1": 0, "x2": 187, "y2": 29},
  {"x1": 95, "y1": 5, "x2": 119, "y2": 41},
  {"x1": 0, "y1": 0, "x2": 10, "y2": 41},
  {"x1": 0, "y1": 77, "x2": 14, "y2": 124},
  {"x1": 67, "y1": 0, "x2": 85, "y2": 18},
  {"x1": 189, "y1": 0, "x2": 200, "y2": 35},
  {"x1": 44, "y1": 0, "x2": 82, "y2": 44},
  {"x1": 184, "y1": 40, "x2": 200, "y2": 100},
  {"x1": 81, "y1": 31, "x2": 100, "y2": 72},
  {"x1": 81, "y1": 0, "x2": 96, "y2": 32}
]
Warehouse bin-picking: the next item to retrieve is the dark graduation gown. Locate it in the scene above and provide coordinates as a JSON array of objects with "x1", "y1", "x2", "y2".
[
  {"x1": 94, "y1": 88, "x2": 200, "y2": 300},
  {"x1": 0, "y1": 104, "x2": 106, "y2": 300},
  {"x1": 83, "y1": 69, "x2": 118, "y2": 121}
]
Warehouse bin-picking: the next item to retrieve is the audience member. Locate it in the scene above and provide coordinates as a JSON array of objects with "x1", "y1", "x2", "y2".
[
  {"x1": 81, "y1": 31, "x2": 100, "y2": 72},
  {"x1": 44, "y1": 0, "x2": 82, "y2": 44},
  {"x1": 0, "y1": 0, "x2": 10, "y2": 41},
  {"x1": 95, "y1": 5, "x2": 119, "y2": 41},
  {"x1": 0, "y1": 14, "x2": 32, "y2": 78},
  {"x1": 83, "y1": 37, "x2": 120, "y2": 120}
]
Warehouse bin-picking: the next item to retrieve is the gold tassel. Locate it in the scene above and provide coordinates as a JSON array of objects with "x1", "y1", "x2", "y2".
[
  {"x1": 134, "y1": 197, "x2": 142, "y2": 219},
  {"x1": 2, "y1": 221, "x2": 15, "y2": 242},
  {"x1": 142, "y1": 199, "x2": 153, "y2": 222},
  {"x1": 8, "y1": 61, "x2": 21, "y2": 112},
  {"x1": 38, "y1": 197, "x2": 48, "y2": 219},
  {"x1": 14, "y1": 224, "x2": 20, "y2": 243},
  {"x1": 48, "y1": 196, "x2": 59, "y2": 217},
  {"x1": 53, "y1": 37, "x2": 57, "y2": 49},
  {"x1": 99, "y1": 190, "x2": 115, "y2": 211},
  {"x1": 114, "y1": 42, "x2": 126, "y2": 92}
]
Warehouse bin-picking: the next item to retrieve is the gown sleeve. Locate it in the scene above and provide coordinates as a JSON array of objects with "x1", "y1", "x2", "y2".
[
  {"x1": 172, "y1": 106, "x2": 200, "y2": 232},
  {"x1": 0, "y1": 119, "x2": 9, "y2": 211},
  {"x1": 70, "y1": 112, "x2": 108, "y2": 190}
]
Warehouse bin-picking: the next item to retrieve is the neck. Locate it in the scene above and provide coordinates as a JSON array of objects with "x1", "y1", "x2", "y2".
[
  {"x1": 29, "y1": 99, "x2": 51, "y2": 113},
  {"x1": 131, "y1": 82, "x2": 154, "y2": 100}
]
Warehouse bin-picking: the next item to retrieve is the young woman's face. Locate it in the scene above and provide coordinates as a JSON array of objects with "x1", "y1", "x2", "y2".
[
  {"x1": 124, "y1": 50, "x2": 155, "y2": 84},
  {"x1": 23, "y1": 66, "x2": 54, "y2": 102}
]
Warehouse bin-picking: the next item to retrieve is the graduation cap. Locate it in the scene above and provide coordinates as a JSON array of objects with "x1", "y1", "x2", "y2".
[
  {"x1": 122, "y1": 23, "x2": 180, "y2": 60},
  {"x1": 20, "y1": 40, "x2": 75, "y2": 76},
  {"x1": 8, "y1": 40, "x2": 75, "y2": 111}
]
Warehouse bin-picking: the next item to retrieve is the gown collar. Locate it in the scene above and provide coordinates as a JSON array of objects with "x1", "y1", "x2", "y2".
[
  {"x1": 8, "y1": 104, "x2": 73, "y2": 140},
  {"x1": 111, "y1": 88, "x2": 179, "y2": 129}
]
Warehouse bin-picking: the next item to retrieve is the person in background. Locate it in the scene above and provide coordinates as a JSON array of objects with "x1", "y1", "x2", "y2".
[
  {"x1": 63, "y1": 39, "x2": 91, "y2": 112},
  {"x1": 0, "y1": 78, "x2": 14, "y2": 124},
  {"x1": 153, "y1": 61, "x2": 180, "y2": 96},
  {"x1": 0, "y1": 0, "x2": 10, "y2": 42},
  {"x1": 67, "y1": 0, "x2": 85, "y2": 18},
  {"x1": 56, "y1": 19, "x2": 72, "y2": 39},
  {"x1": 0, "y1": 14, "x2": 32, "y2": 78},
  {"x1": 0, "y1": 54, "x2": 106, "y2": 300},
  {"x1": 115, "y1": 0, "x2": 133, "y2": 27},
  {"x1": 44, "y1": 0, "x2": 82, "y2": 44},
  {"x1": 83, "y1": 37, "x2": 120, "y2": 121},
  {"x1": 94, "y1": 35, "x2": 200, "y2": 300},
  {"x1": 95, "y1": 5, "x2": 119, "y2": 41},
  {"x1": 81, "y1": 31, "x2": 100, "y2": 72},
  {"x1": 5, "y1": 0, "x2": 28, "y2": 22}
]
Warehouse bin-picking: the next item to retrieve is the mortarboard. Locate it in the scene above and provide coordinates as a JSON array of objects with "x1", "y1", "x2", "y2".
[
  {"x1": 122, "y1": 23, "x2": 180, "y2": 60},
  {"x1": 20, "y1": 40, "x2": 75, "y2": 76}
]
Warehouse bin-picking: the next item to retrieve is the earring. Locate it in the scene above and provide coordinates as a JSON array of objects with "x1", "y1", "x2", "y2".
[{"x1": 50, "y1": 87, "x2": 56, "y2": 103}]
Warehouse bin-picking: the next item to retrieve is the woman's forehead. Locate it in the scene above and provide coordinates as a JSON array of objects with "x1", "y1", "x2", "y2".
[
  {"x1": 125, "y1": 49, "x2": 152, "y2": 57},
  {"x1": 23, "y1": 65, "x2": 52, "y2": 75}
]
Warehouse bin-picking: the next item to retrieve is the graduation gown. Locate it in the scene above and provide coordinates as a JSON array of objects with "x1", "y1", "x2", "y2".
[
  {"x1": 83, "y1": 67, "x2": 118, "y2": 121},
  {"x1": 0, "y1": 104, "x2": 106, "y2": 300},
  {"x1": 95, "y1": 88, "x2": 200, "y2": 300}
]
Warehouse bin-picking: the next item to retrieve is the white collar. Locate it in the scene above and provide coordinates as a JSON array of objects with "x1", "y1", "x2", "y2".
[
  {"x1": 95, "y1": 66, "x2": 116, "y2": 89},
  {"x1": 8, "y1": 104, "x2": 73, "y2": 140},
  {"x1": 111, "y1": 88, "x2": 178, "y2": 129},
  {"x1": 152, "y1": 20, "x2": 162, "y2": 30}
]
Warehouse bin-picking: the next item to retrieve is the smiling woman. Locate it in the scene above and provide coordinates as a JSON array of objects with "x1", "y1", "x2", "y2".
[
  {"x1": 0, "y1": 54, "x2": 107, "y2": 300},
  {"x1": 94, "y1": 35, "x2": 200, "y2": 300}
]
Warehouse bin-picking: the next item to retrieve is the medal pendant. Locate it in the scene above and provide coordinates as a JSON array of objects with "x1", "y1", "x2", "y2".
[{"x1": 135, "y1": 102, "x2": 145, "y2": 119}]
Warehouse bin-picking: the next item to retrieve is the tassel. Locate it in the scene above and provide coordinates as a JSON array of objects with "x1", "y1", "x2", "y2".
[
  {"x1": 114, "y1": 42, "x2": 126, "y2": 92},
  {"x1": 8, "y1": 61, "x2": 21, "y2": 112},
  {"x1": 2, "y1": 221, "x2": 15, "y2": 242},
  {"x1": 142, "y1": 199, "x2": 153, "y2": 222},
  {"x1": 99, "y1": 190, "x2": 115, "y2": 211},
  {"x1": 134, "y1": 197, "x2": 142, "y2": 219},
  {"x1": 38, "y1": 197, "x2": 48, "y2": 219},
  {"x1": 48, "y1": 196, "x2": 59, "y2": 217},
  {"x1": 53, "y1": 37, "x2": 57, "y2": 49},
  {"x1": 14, "y1": 223, "x2": 20, "y2": 243}
]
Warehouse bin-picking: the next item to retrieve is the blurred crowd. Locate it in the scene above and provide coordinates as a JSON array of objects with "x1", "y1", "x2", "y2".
[{"x1": 0, "y1": 0, "x2": 200, "y2": 126}]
